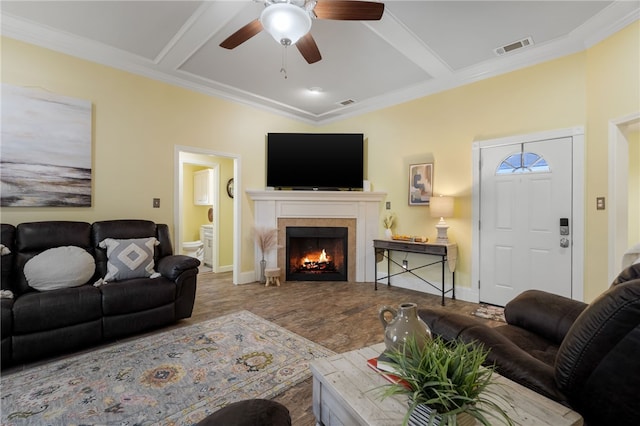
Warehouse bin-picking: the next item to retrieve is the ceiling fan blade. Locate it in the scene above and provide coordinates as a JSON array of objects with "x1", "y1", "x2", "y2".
[
  {"x1": 296, "y1": 33, "x2": 322, "y2": 64},
  {"x1": 313, "y1": 0, "x2": 384, "y2": 21},
  {"x1": 220, "y1": 19, "x2": 263, "y2": 49}
]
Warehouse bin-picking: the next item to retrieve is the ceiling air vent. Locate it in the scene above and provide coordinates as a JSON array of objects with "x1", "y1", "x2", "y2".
[
  {"x1": 338, "y1": 99, "x2": 356, "y2": 106},
  {"x1": 494, "y1": 36, "x2": 534, "y2": 56}
]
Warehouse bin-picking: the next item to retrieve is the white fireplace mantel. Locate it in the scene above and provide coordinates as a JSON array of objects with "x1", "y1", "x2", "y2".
[{"x1": 247, "y1": 189, "x2": 386, "y2": 282}]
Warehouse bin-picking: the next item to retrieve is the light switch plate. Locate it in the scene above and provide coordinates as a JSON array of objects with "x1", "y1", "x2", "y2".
[{"x1": 153, "y1": 198, "x2": 160, "y2": 208}]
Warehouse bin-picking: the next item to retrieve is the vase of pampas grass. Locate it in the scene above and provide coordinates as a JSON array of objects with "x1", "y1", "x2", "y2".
[
  {"x1": 383, "y1": 212, "x2": 396, "y2": 239},
  {"x1": 255, "y1": 227, "x2": 278, "y2": 283}
]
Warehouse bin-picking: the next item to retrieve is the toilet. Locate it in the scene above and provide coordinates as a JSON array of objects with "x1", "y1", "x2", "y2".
[{"x1": 182, "y1": 240, "x2": 204, "y2": 262}]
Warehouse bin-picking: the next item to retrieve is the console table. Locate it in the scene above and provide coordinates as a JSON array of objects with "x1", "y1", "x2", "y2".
[
  {"x1": 311, "y1": 343, "x2": 583, "y2": 426},
  {"x1": 374, "y1": 239, "x2": 457, "y2": 305}
]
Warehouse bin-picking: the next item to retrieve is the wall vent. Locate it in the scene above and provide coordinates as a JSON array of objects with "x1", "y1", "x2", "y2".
[
  {"x1": 494, "y1": 36, "x2": 534, "y2": 56},
  {"x1": 338, "y1": 99, "x2": 356, "y2": 106}
]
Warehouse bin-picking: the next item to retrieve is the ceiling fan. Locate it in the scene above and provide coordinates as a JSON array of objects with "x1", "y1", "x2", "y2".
[{"x1": 220, "y1": 0, "x2": 385, "y2": 64}]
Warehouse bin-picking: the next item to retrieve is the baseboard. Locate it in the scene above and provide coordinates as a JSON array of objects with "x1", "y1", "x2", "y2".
[
  {"x1": 375, "y1": 273, "x2": 479, "y2": 304},
  {"x1": 235, "y1": 270, "x2": 480, "y2": 302},
  {"x1": 238, "y1": 270, "x2": 258, "y2": 285}
]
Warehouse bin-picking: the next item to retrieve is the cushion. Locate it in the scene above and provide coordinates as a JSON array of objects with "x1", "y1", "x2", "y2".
[
  {"x1": 0, "y1": 244, "x2": 10, "y2": 256},
  {"x1": 99, "y1": 237, "x2": 160, "y2": 282},
  {"x1": 197, "y1": 399, "x2": 291, "y2": 426},
  {"x1": 24, "y1": 246, "x2": 95, "y2": 291}
]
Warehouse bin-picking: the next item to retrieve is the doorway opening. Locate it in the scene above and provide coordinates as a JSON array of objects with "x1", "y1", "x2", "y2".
[{"x1": 174, "y1": 145, "x2": 240, "y2": 284}]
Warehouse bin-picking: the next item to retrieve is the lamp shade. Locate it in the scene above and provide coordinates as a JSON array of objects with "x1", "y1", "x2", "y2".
[
  {"x1": 430, "y1": 195, "x2": 454, "y2": 218},
  {"x1": 260, "y1": 3, "x2": 312, "y2": 46}
]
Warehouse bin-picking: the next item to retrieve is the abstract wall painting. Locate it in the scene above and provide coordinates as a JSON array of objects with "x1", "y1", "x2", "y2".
[
  {"x1": 1, "y1": 84, "x2": 92, "y2": 207},
  {"x1": 409, "y1": 162, "x2": 433, "y2": 205}
]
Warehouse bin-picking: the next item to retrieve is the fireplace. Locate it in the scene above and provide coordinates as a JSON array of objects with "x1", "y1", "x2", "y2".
[
  {"x1": 286, "y1": 226, "x2": 348, "y2": 281},
  {"x1": 247, "y1": 190, "x2": 386, "y2": 283}
]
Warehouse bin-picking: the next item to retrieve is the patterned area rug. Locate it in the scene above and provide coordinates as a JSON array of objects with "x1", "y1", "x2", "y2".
[
  {"x1": 0, "y1": 310, "x2": 334, "y2": 425},
  {"x1": 471, "y1": 304, "x2": 506, "y2": 323}
]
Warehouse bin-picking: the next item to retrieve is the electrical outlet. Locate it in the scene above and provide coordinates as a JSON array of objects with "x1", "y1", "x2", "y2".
[
  {"x1": 386, "y1": 201, "x2": 391, "y2": 210},
  {"x1": 153, "y1": 198, "x2": 160, "y2": 208},
  {"x1": 596, "y1": 197, "x2": 605, "y2": 210},
  {"x1": 402, "y1": 259, "x2": 408, "y2": 269}
]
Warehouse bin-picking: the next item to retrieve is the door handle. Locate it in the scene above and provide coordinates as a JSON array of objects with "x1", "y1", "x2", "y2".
[{"x1": 560, "y1": 218, "x2": 570, "y2": 247}]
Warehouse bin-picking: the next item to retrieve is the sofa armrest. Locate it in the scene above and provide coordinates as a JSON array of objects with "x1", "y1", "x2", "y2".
[
  {"x1": 470, "y1": 328, "x2": 566, "y2": 403},
  {"x1": 505, "y1": 290, "x2": 587, "y2": 345},
  {"x1": 418, "y1": 308, "x2": 567, "y2": 402},
  {"x1": 612, "y1": 263, "x2": 640, "y2": 285},
  {"x1": 157, "y1": 255, "x2": 200, "y2": 281}
]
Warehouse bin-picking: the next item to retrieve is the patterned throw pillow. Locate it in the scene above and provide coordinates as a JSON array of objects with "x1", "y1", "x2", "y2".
[{"x1": 99, "y1": 237, "x2": 161, "y2": 282}]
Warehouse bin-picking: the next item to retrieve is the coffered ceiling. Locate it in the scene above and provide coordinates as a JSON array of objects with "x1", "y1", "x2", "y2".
[{"x1": 1, "y1": 1, "x2": 638, "y2": 124}]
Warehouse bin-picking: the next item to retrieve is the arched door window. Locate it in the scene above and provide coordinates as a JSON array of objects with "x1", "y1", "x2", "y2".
[{"x1": 496, "y1": 151, "x2": 550, "y2": 174}]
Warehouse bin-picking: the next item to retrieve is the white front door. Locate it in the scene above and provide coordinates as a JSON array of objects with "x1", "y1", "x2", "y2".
[{"x1": 479, "y1": 137, "x2": 573, "y2": 306}]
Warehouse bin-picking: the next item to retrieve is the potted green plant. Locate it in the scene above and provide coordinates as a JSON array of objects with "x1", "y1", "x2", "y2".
[
  {"x1": 381, "y1": 336, "x2": 513, "y2": 426},
  {"x1": 382, "y1": 212, "x2": 396, "y2": 239}
]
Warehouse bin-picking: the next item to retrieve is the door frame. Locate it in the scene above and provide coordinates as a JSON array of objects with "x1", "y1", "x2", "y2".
[
  {"x1": 174, "y1": 145, "x2": 241, "y2": 284},
  {"x1": 471, "y1": 127, "x2": 585, "y2": 303},
  {"x1": 608, "y1": 112, "x2": 640, "y2": 282}
]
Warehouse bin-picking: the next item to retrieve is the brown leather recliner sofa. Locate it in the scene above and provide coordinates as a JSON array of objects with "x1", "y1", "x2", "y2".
[
  {"x1": 0, "y1": 220, "x2": 200, "y2": 369},
  {"x1": 418, "y1": 264, "x2": 640, "y2": 426}
]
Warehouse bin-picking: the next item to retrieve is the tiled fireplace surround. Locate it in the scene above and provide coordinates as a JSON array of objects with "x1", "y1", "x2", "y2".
[{"x1": 247, "y1": 190, "x2": 386, "y2": 282}]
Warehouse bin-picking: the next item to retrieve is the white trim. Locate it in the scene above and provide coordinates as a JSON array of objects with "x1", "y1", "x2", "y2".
[
  {"x1": 472, "y1": 127, "x2": 585, "y2": 303},
  {"x1": 246, "y1": 190, "x2": 386, "y2": 282},
  {"x1": 174, "y1": 145, "x2": 242, "y2": 284},
  {"x1": 608, "y1": 112, "x2": 640, "y2": 281},
  {"x1": 246, "y1": 189, "x2": 387, "y2": 202}
]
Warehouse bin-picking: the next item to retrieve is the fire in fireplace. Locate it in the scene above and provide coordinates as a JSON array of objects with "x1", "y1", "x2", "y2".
[{"x1": 286, "y1": 226, "x2": 348, "y2": 281}]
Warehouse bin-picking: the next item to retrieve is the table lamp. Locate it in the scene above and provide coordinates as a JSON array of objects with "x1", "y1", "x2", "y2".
[{"x1": 430, "y1": 195, "x2": 454, "y2": 243}]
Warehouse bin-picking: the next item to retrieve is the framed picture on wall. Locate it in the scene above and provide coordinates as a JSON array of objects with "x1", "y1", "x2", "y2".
[
  {"x1": 409, "y1": 163, "x2": 433, "y2": 205},
  {"x1": 1, "y1": 84, "x2": 92, "y2": 207}
]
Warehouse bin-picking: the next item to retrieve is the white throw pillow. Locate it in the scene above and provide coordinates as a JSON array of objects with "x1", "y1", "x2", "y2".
[
  {"x1": 99, "y1": 237, "x2": 160, "y2": 283},
  {"x1": 24, "y1": 246, "x2": 95, "y2": 291}
]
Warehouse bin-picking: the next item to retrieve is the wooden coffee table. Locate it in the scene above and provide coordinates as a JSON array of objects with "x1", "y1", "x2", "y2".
[{"x1": 310, "y1": 343, "x2": 583, "y2": 426}]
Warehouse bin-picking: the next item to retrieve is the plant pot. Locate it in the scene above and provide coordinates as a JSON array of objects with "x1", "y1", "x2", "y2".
[
  {"x1": 408, "y1": 404, "x2": 475, "y2": 426},
  {"x1": 384, "y1": 228, "x2": 393, "y2": 239},
  {"x1": 259, "y1": 259, "x2": 267, "y2": 283}
]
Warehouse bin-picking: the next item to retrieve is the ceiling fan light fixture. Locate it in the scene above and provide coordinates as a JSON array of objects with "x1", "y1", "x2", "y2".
[{"x1": 261, "y1": 3, "x2": 312, "y2": 46}]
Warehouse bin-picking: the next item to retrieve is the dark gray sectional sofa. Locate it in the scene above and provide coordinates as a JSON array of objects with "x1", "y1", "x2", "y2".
[
  {"x1": 0, "y1": 219, "x2": 200, "y2": 368},
  {"x1": 418, "y1": 263, "x2": 640, "y2": 426}
]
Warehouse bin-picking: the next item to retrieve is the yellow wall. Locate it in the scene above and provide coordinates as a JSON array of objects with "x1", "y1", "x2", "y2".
[
  {"x1": 584, "y1": 21, "x2": 640, "y2": 300},
  {"x1": 217, "y1": 156, "x2": 235, "y2": 268},
  {"x1": 0, "y1": 37, "x2": 313, "y2": 273},
  {"x1": 1, "y1": 20, "x2": 638, "y2": 298},
  {"x1": 319, "y1": 53, "x2": 587, "y2": 290}
]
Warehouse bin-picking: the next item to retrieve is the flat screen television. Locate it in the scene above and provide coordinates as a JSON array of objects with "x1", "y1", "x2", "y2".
[{"x1": 266, "y1": 133, "x2": 364, "y2": 190}]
